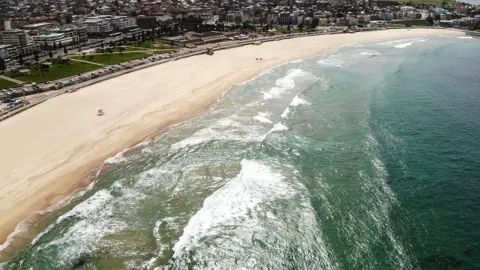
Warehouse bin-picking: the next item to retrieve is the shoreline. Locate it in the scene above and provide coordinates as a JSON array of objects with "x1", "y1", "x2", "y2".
[{"x1": 0, "y1": 28, "x2": 463, "y2": 259}]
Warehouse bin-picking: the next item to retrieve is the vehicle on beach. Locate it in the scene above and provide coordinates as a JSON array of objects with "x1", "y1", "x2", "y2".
[
  {"x1": 97, "y1": 108, "x2": 104, "y2": 116},
  {"x1": 206, "y1": 48, "x2": 214, "y2": 55}
]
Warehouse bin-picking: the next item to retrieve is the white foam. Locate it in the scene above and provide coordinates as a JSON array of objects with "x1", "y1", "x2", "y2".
[
  {"x1": 289, "y1": 59, "x2": 304, "y2": 63},
  {"x1": 378, "y1": 37, "x2": 423, "y2": 45},
  {"x1": 281, "y1": 107, "x2": 291, "y2": 119},
  {"x1": 290, "y1": 95, "x2": 310, "y2": 107},
  {"x1": 263, "y1": 69, "x2": 307, "y2": 100},
  {"x1": 317, "y1": 57, "x2": 343, "y2": 67},
  {"x1": 358, "y1": 49, "x2": 380, "y2": 56},
  {"x1": 458, "y1": 36, "x2": 473, "y2": 39},
  {"x1": 270, "y1": 122, "x2": 288, "y2": 133},
  {"x1": 40, "y1": 190, "x2": 127, "y2": 263},
  {"x1": 104, "y1": 151, "x2": 127, "y2": 164},
  {"x1": 393, "y1": 39, "x2": 426, "y2": 48},
  {"x1": 170, "y1": 117, "x2": 265, "y2": 150},
  {"x1": 172, "y1": 160, "x2": 296, "y2": 255},
  {"x1": 171, "y1": 160, "x2": 337, "y2": 269},
  {"x1": 253, "y1": 113, "x2": 273, "y2": 124},
  {"x1": 0, "y1": 219, "x2": 31, "y2": 252}
]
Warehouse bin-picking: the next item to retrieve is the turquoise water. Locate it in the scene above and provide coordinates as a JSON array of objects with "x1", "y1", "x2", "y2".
[{"x1": 2, "y1": 35, "x2": 480, "y2": 270}]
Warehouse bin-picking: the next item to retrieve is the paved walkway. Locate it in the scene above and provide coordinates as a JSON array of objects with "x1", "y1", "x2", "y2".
[
  {"x1": 70, "y1": 58, "x2": 105, "y2": 66},
  {"x1": 0, "y1": 75, "x2": 25, "y2": 84}
]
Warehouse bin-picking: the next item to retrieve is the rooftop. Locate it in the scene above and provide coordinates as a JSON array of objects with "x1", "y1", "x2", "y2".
[{"x1": 23, "y1": 22, "x2": 52, "y2": 29}]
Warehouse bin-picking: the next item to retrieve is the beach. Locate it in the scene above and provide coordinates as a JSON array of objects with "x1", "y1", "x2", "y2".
[{"x1": 0, "y1": 28, "x2": 462, "y2": 252}]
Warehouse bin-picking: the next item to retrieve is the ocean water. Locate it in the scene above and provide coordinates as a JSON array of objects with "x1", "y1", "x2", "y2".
[{"x1": 2, "y1": 35, "x2": 480, "y2": 270}]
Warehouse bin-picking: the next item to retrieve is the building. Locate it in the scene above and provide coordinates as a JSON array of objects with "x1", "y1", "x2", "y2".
[
  {"x1": 18, "y1": 44, "x2": 40, "y2": 56},
  {"x1": 32, "y1": 33, "x2": 74, "y2": 47},
  {"x1": 0, "y1": 29, "x2": 32, "y2": 47},
  {"x1": 53, "y1": 27, "x2": 88, "y2": 42},
  {"x1": 23, "y1": 22, "x2": 53, "y2": 34},
  {"x1": 110, "y1": 16, "x2": 137, "y2": 31},
  {"x1": 279, "y1": 11, "x2": 291, "y2": 25},
  {"x1": 84, "y1": 16, "x2": 113, "y2": 36},
  {"x1": 0, "y1": 44, "x2": 17, "y2": 59}
]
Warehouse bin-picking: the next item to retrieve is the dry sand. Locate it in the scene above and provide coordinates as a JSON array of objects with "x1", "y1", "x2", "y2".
[{"x1": 0, "y1": 29, "x2": 462, "y2": 251}]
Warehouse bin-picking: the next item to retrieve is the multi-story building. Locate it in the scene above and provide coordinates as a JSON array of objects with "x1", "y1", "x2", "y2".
[
  {"x1": 0, "y1": 29, "x2": 32, "y2": 47},
  {"x1": 23, "y1": 22, "x2": 54, "y2": 35},
  {"x1": 84, "y1": 16, "x2": 137, "y2": 36},
  {"x1": 84, "y1": 16, "x2": 113, "y2": 36},
  {"x1": 32, "y1": 33, "x2": 74, "y2": 47},
  {"x1": 110, "y1": 16, "x2": 137, "y2": 31},
  {"x1": 18, "y1": 44, "x2": 40, "y2": 56},
  {"x1": 52, "y1": 26, "x2": 88, "y2": 42},
  {"x1": 0, "y1": 44, "x2": 16, "y2": 59},
  {"x1": 279, "y1": 11, "x2": 291, "y2": 25}
]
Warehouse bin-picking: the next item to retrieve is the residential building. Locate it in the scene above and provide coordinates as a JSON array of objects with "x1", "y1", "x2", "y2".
[
  {"x1": 110, "y1": 16, "x2": 137, "y2": 30},
  {"x1": 32, "y1": 33, "x2": 74, "y2": 47},
  {"x1": 84, "y1": 16, "x2": 113, "y2": 35},
  {"x1": 23, "y1": 22, "x2": 53, "y2": 34},
  {"x1": 0, "y1": 29, "x2": 32, "y2": 47},
  {"x1": 0, "y1": 44, "x2": 15, "y2": 59},
  {"x1": 18, "y1": 43, "x2": 40, "y2": 56},
  {"x1": 53, "y1": 27, "x2": 88, "y2": 42}
]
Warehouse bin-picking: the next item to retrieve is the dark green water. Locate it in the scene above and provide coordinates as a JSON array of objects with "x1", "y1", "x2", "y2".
[{"x1": 2, "y1": 35, "x2": 480, "y2": 270}]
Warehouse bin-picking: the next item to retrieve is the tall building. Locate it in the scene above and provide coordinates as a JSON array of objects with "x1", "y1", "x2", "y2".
[
  {"x1": 0, "y1": 29, "x2": 32, "y2": 47},
  {"x1": 84, "y1": 17, "x2": 113, "y2": 35}
]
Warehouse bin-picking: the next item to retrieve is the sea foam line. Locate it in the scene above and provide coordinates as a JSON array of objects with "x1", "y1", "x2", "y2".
[{"x1": 263, "y1": 68, "x2": 307, "y2": 100}]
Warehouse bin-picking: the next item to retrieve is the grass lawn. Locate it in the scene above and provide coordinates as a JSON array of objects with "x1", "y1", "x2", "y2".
[
  {"x1": 0, "y1": 78, "x2": 20, "y2": 89},
  {"x1": 135, "y1": 40, "x2": 177, "y2": 50},
  {"x1": 152, "y1": 49, "x2": 178, "y2": 54},
  {"x1": 13, "y1": 62, "x2": 100, "y2": 83},
  {"x1": 73, "y1": 52, "x2": 150, "y2": 65},
  {"x1": 407, "y1": 0, "x2": 453, "y2": 4},
  {"x1": 112, "y1": 46, "x2": 148, "y2": 52}
]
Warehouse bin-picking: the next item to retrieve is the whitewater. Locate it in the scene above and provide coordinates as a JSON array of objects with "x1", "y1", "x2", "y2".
[{"x1": 3, "y1": 34, "x2": 480, "y2": 270}]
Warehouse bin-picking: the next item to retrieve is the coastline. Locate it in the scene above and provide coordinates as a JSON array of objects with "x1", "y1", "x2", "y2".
[{"x1": 0, "y1": 28, "x2": 463, "y2": 257}]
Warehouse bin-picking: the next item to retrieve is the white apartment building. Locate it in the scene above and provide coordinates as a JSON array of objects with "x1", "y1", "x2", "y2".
[
  {"x1": 0, "y1": 29, "x2": 33, "y2": 47},
  {"x1": 0, "y1": 44, "x2": 14, "y2": 59},
  {"x1": 84, "y1": 16, "x2": 113, "y2": 35},
  {"x1": 110, "y1": 16, "x2": 137, "y2": 30},
  {"x1": 84, "y1": 16, "x2": 136, "y2": 36},
  {"x1": 32, "y1": 33, "x2": 74, "y2": 47}
]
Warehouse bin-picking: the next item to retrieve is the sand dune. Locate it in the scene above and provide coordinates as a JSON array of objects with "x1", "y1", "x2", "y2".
[{"x1": 0, "y1": 29, "x2": 462, "y2": 250}]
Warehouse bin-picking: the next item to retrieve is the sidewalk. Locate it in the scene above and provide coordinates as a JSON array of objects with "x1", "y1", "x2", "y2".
[
  {"x1": 70, "y1": 58, "x2": 105, "y2": 66},
  {"x1": 0, "y1": 75, "x2": 24, "y2": 85}
]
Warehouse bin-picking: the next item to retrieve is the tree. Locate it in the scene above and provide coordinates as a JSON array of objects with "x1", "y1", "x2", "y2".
[
  {"x1": 44, "y1": 40, "x2": 48, "y2": 50},
  {"x1": 53, "y1": 42, "x2": 57, "y2": 50},
  {"x1": 132, "y1": 34, "x2": 137, "y2": 42},
  {"x1": 18, "y1": 54, "x2": 24, "y2": 67},
  {"x1": 49, "y1": 50, "x2": 53, "y2": 59},
  {"x1": 426, "y1": 15, "x2": 434, "y2": 26},
  {"x1": 58, "y1": 41, "x2": 63, "y2": 48},
  {"x1": 34, "y1": 52, "x2": 39, "y2": 63},
  {"x1": 64, "y1": 46, "x2": 68, "y2": 55},
  {"x1": 141, "y1": 31, "x2": 146, "y2": 43},
  {"x1": 119, "y1": 46, "x2": 125, "y2": 54},
  {"x1": 101, "y1": 41, "x2": 105, "y2": 50},
  {"x1": 0, "y1": 57, "x2": 6, "y2": 72}
]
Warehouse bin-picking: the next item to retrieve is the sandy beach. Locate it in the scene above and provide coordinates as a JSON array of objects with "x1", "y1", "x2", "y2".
[{"x1": 0, "y1": 28, "x2": 462, "y2": 252}]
